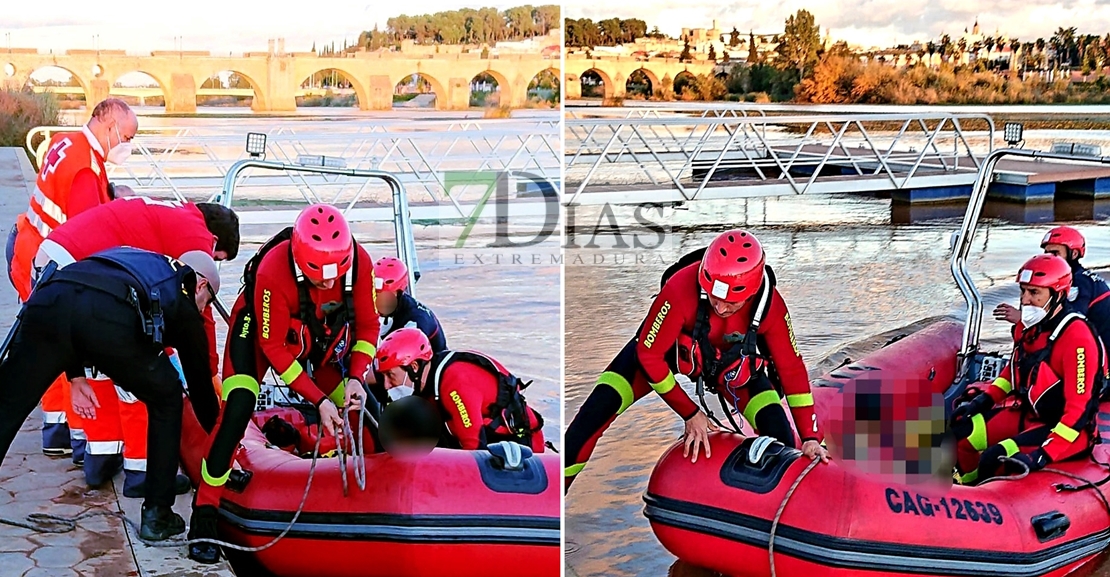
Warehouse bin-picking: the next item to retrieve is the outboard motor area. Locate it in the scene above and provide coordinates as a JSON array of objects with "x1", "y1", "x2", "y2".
[
  {"x1": 474, "y1": 441, "x2": 548, "y2": 494},
  {"x1": 943, "y1": 350, "x2": 1010, "y2": 420},
  {"x1": 720, "y1": 436, "x2": 801, "y2": 494}
]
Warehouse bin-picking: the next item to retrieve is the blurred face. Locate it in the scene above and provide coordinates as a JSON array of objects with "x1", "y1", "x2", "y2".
[
  {"x1": 376, "y1": 289, "x2": 399, "y2": 315},
  {"x1": 1019, "y1": 284, "x2": 1051, "y2": 308},
  {"x1": 1043, "y1": 243, "x2": 1071, "y2": 261},
  {"x1": 311, "y1": 278, "x2": 336, "y2": 290},
  {"x1": 707, "y1": 294, "x2": 746, "y2": 318}
]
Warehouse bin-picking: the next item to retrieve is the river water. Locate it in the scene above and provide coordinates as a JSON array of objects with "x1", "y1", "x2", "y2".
[{"x1": 564, "y1": 188, "x2": 1110, "y2": 576}]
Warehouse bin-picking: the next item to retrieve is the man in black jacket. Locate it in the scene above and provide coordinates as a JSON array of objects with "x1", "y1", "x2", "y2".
[{"x1": 0, "y1": 247, "x2": 220, "y2": 542}]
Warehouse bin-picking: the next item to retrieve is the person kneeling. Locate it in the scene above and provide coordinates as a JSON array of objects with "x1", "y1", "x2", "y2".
[{"x1": 375, "y1": 328, "x2": 545, "y2": 452}]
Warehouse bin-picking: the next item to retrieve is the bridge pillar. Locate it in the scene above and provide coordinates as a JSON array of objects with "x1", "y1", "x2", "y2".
[
  {"x1": 261, "y1": 55, "x2": 297, "y2": 112},
  {"x1": 87, "y1": 78, "x2": 111, "y2": 111},
  {"x1": 565, "y1": 72, "x2": 581, "y2": 99},
  {"x1": 506, "y1": 77, "x2": 527, "y2": 108},
  {"x1": 366, "y1": 75, "x2": 393, "y2": 110},
  {"x1": 165, "y1": 73, "x2": 197, "y2": 114},
  {"x1": 447, "y1": 77, "x2": 470, "y2": 110}
]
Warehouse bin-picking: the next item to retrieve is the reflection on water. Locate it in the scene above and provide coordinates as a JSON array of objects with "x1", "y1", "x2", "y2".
[
  {"x1": 891, "y1": 198, "x2": 1110, "y2": 225},
  {"x1": 564, "y1": 193, "x2": 1110, "y2": 577}
]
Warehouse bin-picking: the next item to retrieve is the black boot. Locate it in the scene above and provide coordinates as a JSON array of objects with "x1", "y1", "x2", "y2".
[
  {"x1": 187, "y1": 505, "x2": 221, "y2": 564},
  {"x1": 138, "y1": 504, "x2": 186, "y2": 541},
  {"x1": 123, "y1": 473, "x2": 192, "y2": 499}
]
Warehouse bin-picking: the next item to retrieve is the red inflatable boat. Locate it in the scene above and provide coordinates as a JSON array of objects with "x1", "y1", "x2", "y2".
[
  {"x1": 179, "y1": 404, "x2": 560, "y2": 577},
  {"x1": 645, "y1": 320, "x2": 1110, "y2": 577}
]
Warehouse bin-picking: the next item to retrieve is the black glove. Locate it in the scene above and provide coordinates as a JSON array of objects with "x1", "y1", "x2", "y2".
[
  {"x1": 1005, "y1": 448, "x2": 1050, "y2": 473},
  {"x1": 949, "y1": 392, "x2": 994, "y2": 429}
]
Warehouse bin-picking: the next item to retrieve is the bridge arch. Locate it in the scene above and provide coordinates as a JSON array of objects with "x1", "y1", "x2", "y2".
[
  {"x1": 526, "y1": 67, "x2": 559, "y2": 105},
  {"x1": 109, "y1": 70, "x2": 169, "y2": 108},
  {"x1": 394, "y1": 72, "x2": 446, "y2": 110},
  {"x1": 299, "y1": 67, "x2": 368, "y2": 109},
  {"x1": 673, "y1": 70, "x2": 697, "y2": 97},
  {"x1": 580, "y1": 68, "x2": 613, "y2": 99},
  {"x1": 626, "y1": 68, "x2": 658, "y2": 98},
  {"x1": 25, "y1": 65, "x2": 92, "y2": 106},
  {"x1": 199, "y1": 69, "x2": 266, "y2": 110},
  {"x1": 470, "y1": 69, "x2": 509, "y2": 107}
]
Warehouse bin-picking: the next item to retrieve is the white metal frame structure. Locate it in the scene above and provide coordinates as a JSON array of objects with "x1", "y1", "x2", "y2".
[
  {"x1": 26, "y1": 119, "x2": 561, "y2": 224},
  {"x1": 564, "y1": 112, "x2": 996, "y2": 206}
]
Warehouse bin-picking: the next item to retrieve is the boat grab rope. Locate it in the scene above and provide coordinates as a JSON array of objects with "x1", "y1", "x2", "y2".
[
  {"x1": 769, "y1": 454, "x2": 821, "y2": 577},
  {"x1": 0, "y1": 424, "x2": 327, "y2": 554}
]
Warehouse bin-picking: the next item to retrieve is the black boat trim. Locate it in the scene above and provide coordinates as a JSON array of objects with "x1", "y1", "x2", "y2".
[
  {"x1": 218, "y1": 501, "x2": 560, "y2": 546},
  {"x1": 643, "y1": 493, "x2": 1110, "y2": 577}
]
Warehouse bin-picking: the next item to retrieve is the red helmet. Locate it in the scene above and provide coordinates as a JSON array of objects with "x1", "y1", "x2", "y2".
[
  {"x1": 1041, "y1": 226, "x2": 1086, "y2": 259},
  {"x1": 374, "y1": 256, "x2": 409, "y2": 292},
  {"x1": 699, "y1": 229, "x2": 765, "y2": 303},
  {"x1": 376, "y1": 327, "x2": 433, "y2": 372},
  {"x1": 1017, "y1": 254, "x2": 1072, "y2": 295},
  {"x1": 291, "y1": 204, "x2": 354, "y2": 282}
]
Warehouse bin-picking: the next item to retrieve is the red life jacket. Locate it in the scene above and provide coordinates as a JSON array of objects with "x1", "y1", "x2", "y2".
[
  {"x1": 1011, "y1": 312, "x2": 1108, "y2": 430},
  {"x1": 425, "y1": 350, "x2": 543, "y2": 448}
]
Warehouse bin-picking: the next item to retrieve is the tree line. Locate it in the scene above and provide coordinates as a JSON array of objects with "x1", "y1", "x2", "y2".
[
  {"x1": 564, "y1": 18, "x2": 664, "y2": 47},
  {"x1": 316, "y1": 5, "x2": 560, "y2": 53}
]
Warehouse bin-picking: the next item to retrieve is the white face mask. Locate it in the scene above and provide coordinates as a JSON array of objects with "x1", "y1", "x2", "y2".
[
  {"x1": 106, "y1": 125, "x2": 132, "y2": 165},
  {"x1": 388, "y1": 384, "x2": 415, "y2": 401},
  {"x1": 1021, "y1": 303, "x2": 1049, "y2": 327}
]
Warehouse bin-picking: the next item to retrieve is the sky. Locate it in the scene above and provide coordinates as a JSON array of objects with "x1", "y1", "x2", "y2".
[
  {"x1": 3, "y1": 0, "x2": 538, "y2": 55},
  {"x1": 566, "y1": 0, "x2": 1110, "y2": 50}
]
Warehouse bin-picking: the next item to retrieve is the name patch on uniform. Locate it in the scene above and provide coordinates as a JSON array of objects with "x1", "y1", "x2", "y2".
[
  {"x1": 785, "y1": 313, "x2": 800, "y2": 356},
  {"x1": 450, "y1": 390, "x2": 472, "y2": 428},
  {"x1": 1077, "y1": 347, "x2": 1087, "y2": 394},
  {"x1": 261, "y1": 290, "x2": 272, "y2": 339},
  {"x1": 644, "y1": 301, "x2": 671, "y2": 349}
]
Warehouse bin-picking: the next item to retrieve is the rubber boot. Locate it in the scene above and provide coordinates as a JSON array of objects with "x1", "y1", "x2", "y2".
[
  {"x1": 187, "y1": 505, "x2": 221, "y2": 564},
  {"x1": 138, "y1": 504, "x2": 185, "y2": 541}
]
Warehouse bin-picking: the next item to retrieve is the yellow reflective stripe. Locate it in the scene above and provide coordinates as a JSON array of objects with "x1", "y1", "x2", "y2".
[
  {"x1": 598, "y1": 371, "x2": 634, "y2": 414},
  {"x1": 650, "y1": 373, "x2": 677, "y2": 395},
  {"x1": 991, "y1": 377, "x2": 1012, "y2": 395},
  {"x1": 743, "y1": 390, "x2": 782, "y2": 426},
  {"x1": 201, "y1": 458, "x2": 231, "y2": 488},
  {"x1": 786, "y1": 393, "x2": 814, "y2": 408},
  {"x1": 221, "y1": 374, "x2": 259, "y2": 402},
  {"x1": 280, "y1": 362, "x2": 304, "y2": 385},
  {"x1": 969, "y1": 413, "x2": 988, "y2": 451},
  {"x1": 329, "y1": 380, "x2": 347, "y2": 407},
  {"x1": 957, "y1": 468, "x2": 979, "y2": 485},
  {"x1": 565, "y1": 462, "x2": 585, "y2": 477},
  {"x1": 1052, "y1": 422, "x2": 1080, "y2": 443},
  {"x1": 352, "y1": 340, "x2": 376, "y2": 358},
  {"x1": 999, "y1": 438, "x2": 1020, "y2": 457}
]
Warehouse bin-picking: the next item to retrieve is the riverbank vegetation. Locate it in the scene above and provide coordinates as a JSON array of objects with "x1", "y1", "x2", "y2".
[{"x1": 0, "y1": 89, "x2": 60, "y2": 163}]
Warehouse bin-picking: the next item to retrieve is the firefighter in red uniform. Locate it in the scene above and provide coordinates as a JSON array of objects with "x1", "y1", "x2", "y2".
[
  {"x1": 951, "y1": 254, "x2": 1107, "y2": 484},
  {"x1": 188, "y1": 204, "x2": 380, "y2": 564},
  {"x1": 375, "y1": 327, "x2": 546, "y2": 453},
  {"x1": 38, "y1": 196, "x2": 239, "y2": 494},
  {"x1": 3, "y1": 98, "x2": 137, "y2": 461},
  {"x1": 563, "y1": 229, "x2": 830, "y2": 492}
]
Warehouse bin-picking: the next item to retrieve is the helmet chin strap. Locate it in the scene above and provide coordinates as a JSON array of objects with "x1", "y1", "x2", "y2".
[{"x1": 404, "y1": 360, "x2": 427, "y2": 393}]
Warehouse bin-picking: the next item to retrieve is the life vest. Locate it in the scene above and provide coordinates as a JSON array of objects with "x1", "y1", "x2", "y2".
[
  {"x1": 46, "y1": 247, "x2": 197, "y2": 347},
  {"x1": 658, "y1": 247, "x2": 776, "y2": 390},
  {"x1": 424, "y1": 350, "x2": 543, "y2": 448},
  {"x1": 1011, "y1": 312, "x2": 1108, "y2": 432},
  {"x1": 241, "y1": 227, "x2": 357, "y2": 375}
]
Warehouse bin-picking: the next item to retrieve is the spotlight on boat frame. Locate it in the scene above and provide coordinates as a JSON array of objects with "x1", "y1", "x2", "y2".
[
  {"x1": 1004, "y1": 122, "x2": 1024, "y2": 147},
  {"x1": 245, "y1": 132, "x2": 267, "y2": 158}
]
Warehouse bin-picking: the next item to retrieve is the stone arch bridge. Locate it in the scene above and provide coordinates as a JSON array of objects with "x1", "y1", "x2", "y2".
[
  {"x1": 564, "y1": 55, "x2": 717, "y2": 99},
  {"x1": 2, "y1": 44, "x2": 557, "y2": 113}
]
